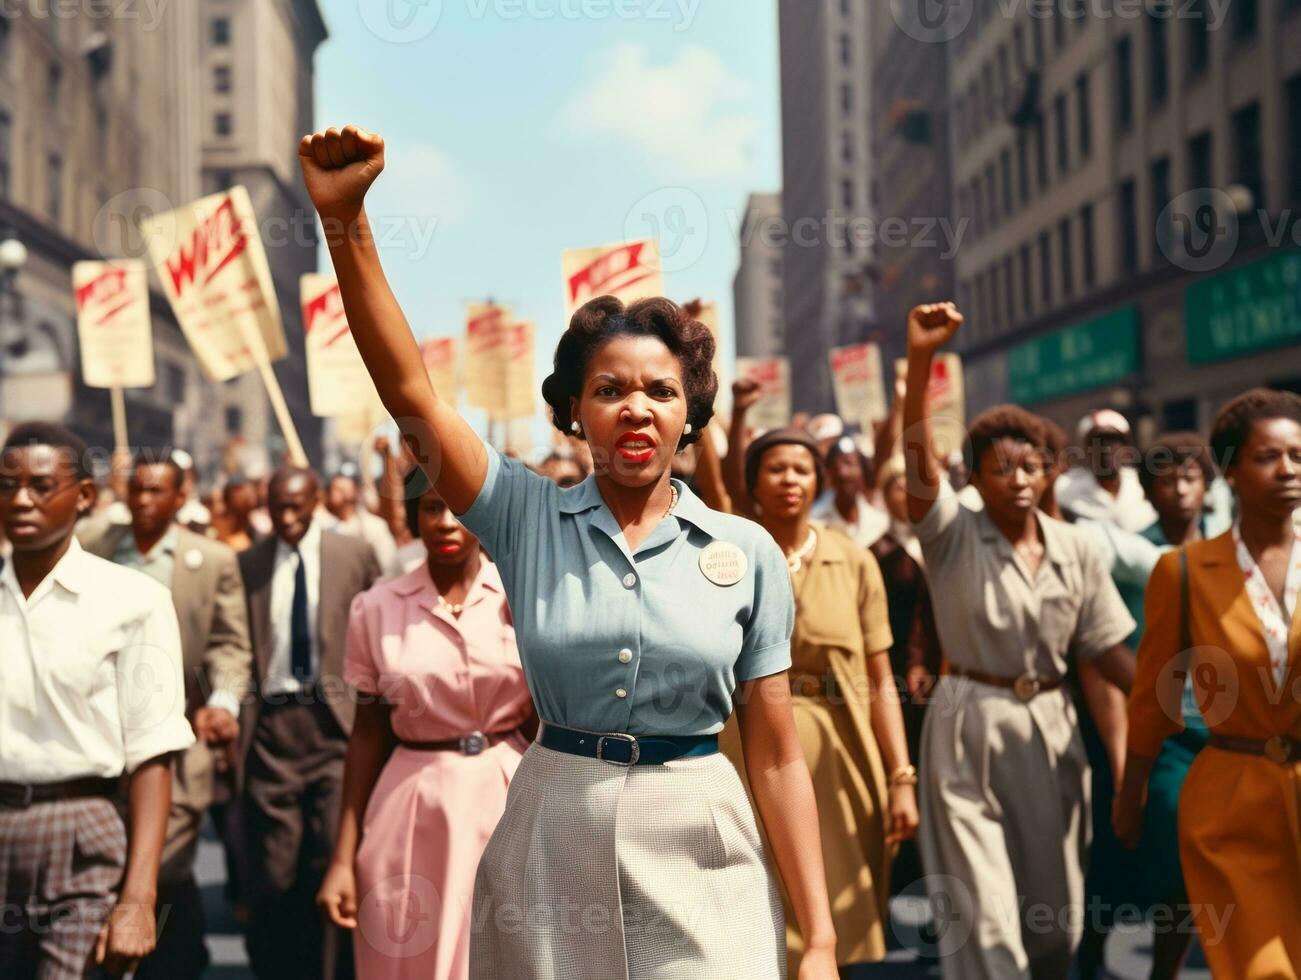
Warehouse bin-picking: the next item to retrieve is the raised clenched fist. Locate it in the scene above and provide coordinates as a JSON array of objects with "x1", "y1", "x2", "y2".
[
  {"x1": 906, "y1": 302, "x2": 963, "y2": 355},
  {"x1": 297, "y1": 125, "x2": 386, "y2": 216}
]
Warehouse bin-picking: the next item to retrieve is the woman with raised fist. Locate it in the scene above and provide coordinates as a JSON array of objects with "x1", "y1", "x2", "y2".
[
  {"x1": 297, "y1": 125, "x2": 839, "y2": 980},
  {"x1": 901, "y1": 303, "x2": 1136, "y2": 979}
]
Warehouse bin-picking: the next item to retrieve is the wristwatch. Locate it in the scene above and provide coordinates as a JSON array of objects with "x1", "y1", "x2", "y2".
[{"x1": 888, "y1": 764, "x2": 919, "y2": 787}]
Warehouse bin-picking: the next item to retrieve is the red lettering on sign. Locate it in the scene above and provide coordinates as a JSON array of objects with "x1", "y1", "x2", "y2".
[{"x1": 165, "y1": 197, "x2": 249, "y2": 298}]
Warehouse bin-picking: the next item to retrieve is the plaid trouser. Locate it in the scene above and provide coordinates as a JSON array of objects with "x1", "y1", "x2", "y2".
[{"x1": 0, "y1": 798, "x2": 126, "y2": 980}]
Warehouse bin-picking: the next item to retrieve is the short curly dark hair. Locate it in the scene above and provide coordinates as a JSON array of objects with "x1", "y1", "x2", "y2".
[
  {"x1": 541, "y1": 295, "x2": 717, "y2": 450},
  {"x1": 1139, "y1": 431, "x2": 1214, "y2": 497},
  {"x1": 1210, "y1": 388, "x2": 1301, "y2": 471},
  {"x1": 964, "y1": 405, "x2": 1048, "y2": 475}
]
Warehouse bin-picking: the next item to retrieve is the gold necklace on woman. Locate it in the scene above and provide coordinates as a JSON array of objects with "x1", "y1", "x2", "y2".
[
  {"x1": 786, "y1": 528, "x2": 817, "y2": 574},
  {"x1": 664, "y1": 484, "x2": 680, "y2": 518}
]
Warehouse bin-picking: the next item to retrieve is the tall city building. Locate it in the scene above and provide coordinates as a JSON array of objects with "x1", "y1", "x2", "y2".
[
  {"x1": 732, "y1": 191, "x2": 785, "y2": 360},
  {"x1": 0, "y1": 0, "x2": 326, "y2": 477},
  {"x1": 868, "y1": 3, "x2": 956, "y2": 374},
  {"x1": 947, "y1": 2, "x2": 1301, "y2": 433},
  {"x1": 777, "y1": 0, "x2": 874, "y2": 415}
]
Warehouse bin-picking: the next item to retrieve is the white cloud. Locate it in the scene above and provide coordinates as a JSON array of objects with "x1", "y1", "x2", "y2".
[
  {"x1": 369, "y1": 143, "x2": 471, "y2": 225},
  {"x1": 560, "y1": 43, "x2": 756, "y2": 182}
]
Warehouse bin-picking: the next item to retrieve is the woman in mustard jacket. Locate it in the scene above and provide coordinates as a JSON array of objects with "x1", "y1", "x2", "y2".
[{"x1": 1116, "y1": 388, "x2": 1301, "y2": 978}]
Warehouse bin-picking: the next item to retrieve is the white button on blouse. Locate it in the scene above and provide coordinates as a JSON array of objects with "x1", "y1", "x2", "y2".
[{"x1": 618, "y1": 649, "x2": 633, "y2": 663}]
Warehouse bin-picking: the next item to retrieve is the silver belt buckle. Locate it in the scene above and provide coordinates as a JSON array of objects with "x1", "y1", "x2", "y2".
[
  {"x1": 1013, "y1": 673, "x2": 1042, "y2": 702},
  {"x1": 596, "y1": 733, "x2": 640, "y2": 766},
  {"x1": 459, "y1": 732, "x2": 486, "y2": 756}
]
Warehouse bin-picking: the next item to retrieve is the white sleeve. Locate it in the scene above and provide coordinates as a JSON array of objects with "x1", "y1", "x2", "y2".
[{"x1": 116, "y1": 587, "x2": 196, "y2": 772}]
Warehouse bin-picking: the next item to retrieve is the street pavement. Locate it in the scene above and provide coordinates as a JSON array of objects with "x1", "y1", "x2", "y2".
[{"x1": 196, "y1": 825, "x2": 1210, "y2": 979}]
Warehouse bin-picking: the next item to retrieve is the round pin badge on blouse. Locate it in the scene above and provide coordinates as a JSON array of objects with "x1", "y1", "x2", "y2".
[
  {"x1": 184, "y1": 549, "x2": 204, "y2": 571},
  {"x1": 699, "y1": 542, "x2": 747, "y2": 586}
]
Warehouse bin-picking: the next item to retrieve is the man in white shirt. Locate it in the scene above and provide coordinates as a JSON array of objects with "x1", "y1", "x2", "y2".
[
  {"x1": 236, "y1": 466, "x2": 379, "y2": 980},
  {"x1": 0, "y1": 423, "x2": 194, "y2": 978},
  {"x1": 810, "y1": 436, "x2": 890, "y2": 548},
  {"x1": 1055, "y1": 409, "x2": 1158, "y2": 532}
]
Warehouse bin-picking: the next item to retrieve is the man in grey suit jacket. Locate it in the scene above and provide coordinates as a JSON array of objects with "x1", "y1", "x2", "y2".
[
  {"x1": 236, "y1": 465, "x2": 379, "y2": 980},
  {"x1": 79, "y1": 450, "x2": 252, "y2": 980}
]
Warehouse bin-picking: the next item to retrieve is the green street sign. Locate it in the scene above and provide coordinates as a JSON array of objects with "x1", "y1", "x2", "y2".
[
  {"x1": 1186, "y1": 250, "x2": 1301, "y2": 364},
  {"x1": 1008, "y1": 307, "x2": 1140, "y2": 404}
]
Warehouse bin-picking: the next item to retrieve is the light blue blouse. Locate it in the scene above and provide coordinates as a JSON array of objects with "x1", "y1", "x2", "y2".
[{"x1": 457, "y1": 444, "x2": 794, "y2": 736}]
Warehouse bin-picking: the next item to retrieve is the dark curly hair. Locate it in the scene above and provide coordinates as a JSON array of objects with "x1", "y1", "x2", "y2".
[
  {"x1": 964, "y1": 405, "x2": 1048, "y2": 475},
  {"x1": 1210, "y1": 388, "x2": 1301, "y2": 471},
  {"x1": 541, "y1": 295, "x2": 718, "y2": 450},
  {"x1": 1138, "y1": 431, "x2": 1215, "y2": 497}
]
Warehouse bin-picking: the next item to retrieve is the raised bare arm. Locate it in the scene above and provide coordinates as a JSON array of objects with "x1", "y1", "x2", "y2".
[
  {"x1": 299, "y1": 125, "x2": 487, "y2": 514},
  {"x1": 902, "y1": 302, "x2": 963, "y2": 523}
]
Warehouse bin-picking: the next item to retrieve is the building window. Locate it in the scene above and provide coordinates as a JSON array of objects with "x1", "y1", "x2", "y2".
[
  {"x1": 1033, "y1": 14, "x2": 1045, "y2": 66},
  {"x1": 1039, "y1": 231, "x2": 1054, "y2": 307},
  {"x1": 1054, "y1": 93, "x2": 1070, "y2": 174},
  {"x1": 998, "y1": 45, "x2": 1010, "y2": 103},
  {"x1": 1020, "y1": 243, "x2": 1034, "y2": 317},
  {"x1": 1119, "y1": 178, "x2": 1139, "y2": 270},
  {"x1": 1148, "y1": 11, "x2": 1169, "y2": 106},
  {"x1": 1288, "y1": 74, "x2": 1301, "y2": 200},
  {"x1": 1152, "y1": 156, "x2": 1173, "y2": 257},
  {"x1": 1016, "y1": 132, "x2": 1030, "y2": 203},
  {"x1": 1076, "y1": 73, "x2": 1092, "y2": 160},
  {"x1": 214, "y1": 64, "x2": 231, "y2": 94},
  {"x1": 0, "y1": 111, "x2": 10, "y2": 199},
  {"x1": 1000, "y1": 149, "x2": 1013, "y2": 217},
  {"x1": 1053, "y1": 8, "x2": 1066, "y2": 49},
  {"x1": 972, "y1": 180, "x2": 984, "y2": 238},
  {"x1": 986, "y1": 164, "x2": 999, "y2": 227},
  {"x1": 1033, "y1": 115, "x2": 1049, "y2": 190},
  {"x1": 47, "y1": 63, "x2": 63, "y2": 114},
  {"x1": 47, "y1": 153, "x2": 63, "y2": 222},
  {"x1": 1003, "y1": 256, "x2": 1015, "y2": 325},
  {"x1": 838, "y1": 33, "x2": 851, "y2": 67},
  {"x1": 975, "y1": 275, "x2": 989, "y2": 335},
  {"x1": 212, "y1": 17, "x2": 230, "y2": 45},
  {"x1": 840, "y1": 0, "x2": 850, "y2": 14},
  {"x1": 1189, "y1": 130, "x2": 1213, "y2": 190},
  {"x1": 1233, "y1": 102, "x2": 1263, "y2": 211},
  {"x1": 841, "y1": 178, "x2": 854, "y2": 210},
  {"x1": 984, "y1": 62, "x2": 996, "y2": 123},
  {"x1": 1115, "y1": 36, "x2": 1134, "y2": 132},
  {"x1": 1187, "y1": 0, "x2": 1210, "y2": 76},
  {"x1": 214, "y1": 112, "x2": 232, "y2": 137},
  {"x1": 1013, "y1": 23, "x2": 1026, "y2": 70},
  {"x1": 1081, "y1": 203, "x2": 1096, "y2": 289},
  {"x1": 1059, "y1": 217, "x2": 1075, "y2": 300},
  {"x1": 225, "y1": 406, "x2": 242, "y2": 435},
  {"x1": 165, "y1": 363, "x2": 186, "y2": 405},
  {"x1": 1234, "y1": 0, "x2": 1257, "y2": 39},
  {"x1": 840, "y1": 83, "x2": 852, "y2": 115}
]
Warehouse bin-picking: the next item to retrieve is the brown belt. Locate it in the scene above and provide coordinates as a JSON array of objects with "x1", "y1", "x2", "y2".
[
  {"x1": 0, "y1": 776, "x2": 119, "y2": 809},
  {"x1": 399, "y1": 729, "x2": 519, "y2": 756},
  {"x1": 946, "y1": 665, "x2": 1065, "y2": 702},
  {"x1": 1208, "y1": 734, "x2": 1301, "y2": 765}
]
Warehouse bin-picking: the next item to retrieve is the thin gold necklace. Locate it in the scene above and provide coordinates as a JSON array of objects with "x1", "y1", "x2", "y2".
[{"x1": 665, "y1": 483, "x2": 679, "y2": 519}]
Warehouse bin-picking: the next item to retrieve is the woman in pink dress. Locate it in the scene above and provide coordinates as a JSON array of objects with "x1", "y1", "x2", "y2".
[{"x1": 318, "y1": 467, "x2": 536, "y2": 979}]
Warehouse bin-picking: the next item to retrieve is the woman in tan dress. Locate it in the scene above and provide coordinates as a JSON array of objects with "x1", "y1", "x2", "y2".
[{"x1": 723, "y1": 427, "x2": 919, "y2": 975}]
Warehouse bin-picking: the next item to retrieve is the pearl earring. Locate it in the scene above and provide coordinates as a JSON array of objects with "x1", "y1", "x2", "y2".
[
  {"x1": 570, "y1": 420, "x2": 581, "y2": 435},
  {"x1": 683, "y1": 423, "x2": 693, "y2": 435}
]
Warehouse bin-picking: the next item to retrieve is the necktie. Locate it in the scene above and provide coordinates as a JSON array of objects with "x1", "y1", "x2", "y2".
[{"x1": 290, "y1": 547, "x2": 312, "y2": 684}]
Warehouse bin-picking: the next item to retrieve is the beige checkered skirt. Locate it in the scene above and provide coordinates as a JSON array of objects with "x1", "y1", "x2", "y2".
[{"x1": 469, "y1": 741, "x2": 786, "y2": 979}]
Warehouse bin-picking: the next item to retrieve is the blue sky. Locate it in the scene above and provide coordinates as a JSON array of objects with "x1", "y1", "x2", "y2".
[{"x1": 314, "y1": 0, "x2": 782, "y2": 438}]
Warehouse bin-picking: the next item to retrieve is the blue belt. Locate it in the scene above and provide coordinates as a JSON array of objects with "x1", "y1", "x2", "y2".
[{"x1": 538, "y1": 722, "x2": 719, "y2": 766}]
